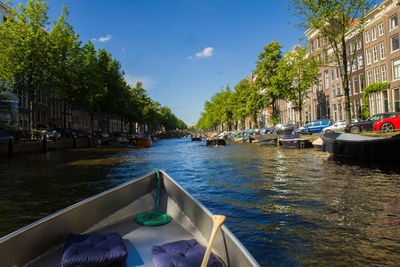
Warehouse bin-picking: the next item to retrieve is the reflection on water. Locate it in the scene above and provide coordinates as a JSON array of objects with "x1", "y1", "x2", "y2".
[{"x1": 0, "y1": 139, "x2": 399, "y2": 266}]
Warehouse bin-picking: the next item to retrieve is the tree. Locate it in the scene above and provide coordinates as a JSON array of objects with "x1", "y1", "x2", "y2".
[
  {"x1": 254, "y1": 41, "x2": 283, "y2": 124},
  {"x1": 0, "y1": 0, "x2": 52, "y2": 132},
  {"x1": 290, "y1": 0, "x2": 374, "y2": 124},
  {"x1": 77, "y1": 42, "x2": 106, "y2": 133},
  {"x1": 49, "y1": 4, "x2": 81, "y2": 129},
  {"x1": 276, "y1": 45, "x2": 319, "y2": 124}
]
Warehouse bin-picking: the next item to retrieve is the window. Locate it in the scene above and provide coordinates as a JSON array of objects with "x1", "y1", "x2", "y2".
[
  {"x1": 358, "y1": 54, "x2": 363, "y2": 69},
  {"x1": 325, "y1": 70, "x2": 329, "y2": 86},
  {"x1": 373, "y1": 46, "x2": 378, "y2": 62},
  {"x1": 336, "y1": 67, "x2": 340, "y2": 79},
  {"x1": 374, "y1": 67, "x2": 380, "y2": 83},
  {"x1": 360, "y1": 74, "x2": 365, "y2": 91},
  {"x1": 380, "y1": 42, "x2": 385, "y2": 59},
  {"x1": 351, "y1": 43, "x2": 356, "y2": 54},
  {"x1": 391, "y1": 35, "x2": 399, "y2": 52},
  {"x1": 310, "y1": 41, "x2": 314, "y2": 53},
  {"x1": 357, "y1": 38, "x2": 362, "y2": 50},
  {"x1": 383, "y1": 91, "x2": 389, "y2": 113},
  {"x1": 353, "y1": 76, "x2": 359, "y2": 94},
  {"x1": 376, "y1": 92, "x2": 383, "y2": 114},
  {"x1": 378, "y1": 23, "x2": 384, "y2": 36},
  {"x1": 352, "y1": 59, "x2": 357, "y2": 71},
  {"x1": 370, "y1": 96, "x2": 375, "y2": 115},
  {"x1": 381, "y1": 65, "x2": 387, "y2": 82},
  {"x1": 394, "y1": 88, "x2": 400, "y2": 112},
  {"x1": 390, "y1": 14, "x2": 398, "y2": 31},
  {"x1": 331, "y1": 85, "x2": 336, "y2": 100},
  {"x1": 316, "y1": 38, "x2": 320, "y2": 49},
  {"x1": 331, "y1": 70, "x2": 335, "y2": 81},
  {"x1": 366, "y1": 48, "x2": 372, "y2": 65},
  {"x1": 393, "y1": 59, "x2": 400, "y2": 80},
  {"x1": 365, "y1": 31, "x2": 370, "y2": 43},
  {"x1": 367, "y1": 70, "x2": 373, "y2": 86},
  {"x1": 337, "y1": 83, "x2": 341, "y2": 96},
  {"x1": 372, "y1": 27, "x2": 377, "y2": 41}
]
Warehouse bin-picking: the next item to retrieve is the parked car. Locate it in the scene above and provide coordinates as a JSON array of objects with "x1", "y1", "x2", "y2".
[
  {"x1": 373, "y1": 115, "x2": 400, "y2": 132},
  {"x1": 344, "y1": 112, "x2": 400, "y2": 133},
  {"x1": 295, "y1": 119, "x2": 332, "y2": 134},
  {"x1": 274, "y1": 123, "x2": 297, "y2": 134},
  {"x1": 322, "y1": 119, "x2": 359, "y2": 133}
]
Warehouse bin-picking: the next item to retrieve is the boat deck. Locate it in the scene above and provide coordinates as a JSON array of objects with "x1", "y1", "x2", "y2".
[{"x1": 27, "y1": 193, "x2": 207, "y2": 267}]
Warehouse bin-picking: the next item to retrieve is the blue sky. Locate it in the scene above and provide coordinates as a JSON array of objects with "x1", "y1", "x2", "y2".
[{"x1": 41, "y1": 0, "x2": 304, "y2": 125}]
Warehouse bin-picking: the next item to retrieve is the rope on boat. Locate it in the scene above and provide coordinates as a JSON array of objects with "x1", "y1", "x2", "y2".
[{"x1": 136, "y1": 169, "x2": 172, "y2": 226}]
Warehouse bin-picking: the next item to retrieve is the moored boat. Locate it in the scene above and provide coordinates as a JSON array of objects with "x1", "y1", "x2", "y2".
[
  {"x1": 257, "y1": 133, "x2": 278, "y2": 145},
  {"x1": 191, "y1": 135, "x2": 202, "y2": 141},
  {"x1": 206, "y1": 139, "x2": 226, "y2": 147},
  {"x1": 321, "y1": 132, "x2": 400, "y2": 161},
  {"x1": 131, "y1": 135, "x2": 153, "y2": 148},
  {"x1": 312, "y1": 137, "x2": 324, "y2": 150},
  {"x1": 279, "y1": 134, "x2": 312, "y2": 148},
  {"x1": 0, "y1": 170, "x2": 259, "y2": 267}
]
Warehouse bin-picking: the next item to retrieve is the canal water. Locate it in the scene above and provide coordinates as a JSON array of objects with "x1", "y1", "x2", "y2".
[{"x1": 0, "y1": 138, "x2": 399, "y2": 266}]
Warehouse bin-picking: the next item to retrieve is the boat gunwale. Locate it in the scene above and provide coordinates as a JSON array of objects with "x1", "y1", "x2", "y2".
[
  {"x1": 0, "y1": 170, "x2": 260, "y2": 267},
  {"x1": 0, "y1": 172, "x2": 153, "y2": 244}
]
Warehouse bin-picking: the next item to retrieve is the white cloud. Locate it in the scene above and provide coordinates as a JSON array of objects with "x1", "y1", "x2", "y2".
[
  {"x1": 187, "y1": 47, "x2": 214, "y2": 60},
  {"x1": 124, "y1": 74, "x2": 155, "y2": 89},
  {"x1": 196, "y1": 47, "x2": 214, "y2": 57},
  {"x1": 92, "y1": 34, "x2": 112, "y2": 43}
]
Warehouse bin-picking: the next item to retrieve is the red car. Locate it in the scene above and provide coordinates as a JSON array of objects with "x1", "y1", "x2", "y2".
[{"x1": 373, "y1": 115, "x2": 400, "y2": 132}]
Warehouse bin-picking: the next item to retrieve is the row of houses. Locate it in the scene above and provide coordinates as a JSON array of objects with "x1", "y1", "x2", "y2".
[{"x1": 244, "y1": 0, "x2": 400, "y2": 130}]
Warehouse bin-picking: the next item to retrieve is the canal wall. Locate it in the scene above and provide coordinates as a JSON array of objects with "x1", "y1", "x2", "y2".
[{"x1": 0, "y1": 136, "x2": 104, "y2": 155}]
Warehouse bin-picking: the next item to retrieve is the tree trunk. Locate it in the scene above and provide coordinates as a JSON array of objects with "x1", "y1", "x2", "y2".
[
  {"x1": 63, "y1": 100, "x2": 67, "y2": 130},
  {"x1": 341, "y1": 36, "x2": 352, "y2": 125}
]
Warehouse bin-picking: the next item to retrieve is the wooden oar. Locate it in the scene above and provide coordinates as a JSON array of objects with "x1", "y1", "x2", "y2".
[{"x1": 201, "y1": 215, "x2": 226, "y2": 267}]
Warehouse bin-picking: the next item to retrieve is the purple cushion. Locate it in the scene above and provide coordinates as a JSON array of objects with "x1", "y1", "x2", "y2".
[
  {"x1": 62, "y1": 232, "x2": 128, "y2": 267},
  {"x1": 152, "y1": 239, "x2": 222, "y2": 267}
]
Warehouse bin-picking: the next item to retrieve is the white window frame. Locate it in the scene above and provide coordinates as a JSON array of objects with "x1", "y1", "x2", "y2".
[
  {"x1": 391, "y1": 34, "x2": 399, "y2": 52},
  {"x1": 381, "y1": 64, "x2": 387, "y2": 82},
  {"x1": 390, "y1": 14, "x2": 398, "y2": 31},
  {"x1": 372, "y1": 27, "x2": 377, "y2": 41},
  {"x1": 365, "y1": 31, "x2": 370, "y2": 43},
  {"x1": 374, "y1": 67, "x2": 380, "y2": 83},
  {"x1": 358, "y1": 54, "x2": 363, "y2": 69},
  {"x1": 357, "y1": 38, "x2": 362, "y2": 50},
  {"x1": 331, "y1": 85, "x2": 336, "y2": 100},
  {"x1": 373, "y1": 46, "x2": 379, "y2": 62},
  {"x1": 352, "y1": 58, "x2": 357, "y2": 71},
  {"x1": 378, "y1": 23, "x2": 384, "y2": 36},
  {"x1": 367, "y1": 70, "x2": 373, "y2": 86},
  {"x1": 380, "y1": 42, "x2": 386, "y2": 60},
  {"x1": 366, "y1": 48, "x2": 372, "y2": 65},
  {"x1": 393, "y1": 58, "x2": 400, "y2": 81}
]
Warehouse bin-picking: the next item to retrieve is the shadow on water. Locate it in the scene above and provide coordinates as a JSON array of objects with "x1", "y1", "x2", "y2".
[{"x1": 0, "y1": 138, "x2": 399, "y2": 266}]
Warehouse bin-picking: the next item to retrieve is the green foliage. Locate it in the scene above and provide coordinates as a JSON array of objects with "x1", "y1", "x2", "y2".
[
  {"x1": 276, "y1": 45, "x2": 319, "y2": 123},
  {"x1": 254, "y1": 41, "x2": 283, "y2": 112},
  {"x1": 289, "y1": 0, "x2": 374, "y2": 124},
  {"x1": 0, "y1": 0, "x2": 185, "y2": 132},
  {"x1": 362, "y1": 82, "x2": 390, "y2": 118}
]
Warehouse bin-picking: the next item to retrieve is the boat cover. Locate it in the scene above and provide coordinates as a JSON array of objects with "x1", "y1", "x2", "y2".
[
  {"x1": 61, "y1": 232, "x2": 128, "y2": 267},
  {"x1": 152, "y1": 239, "x2": 222, "y2": 267}
]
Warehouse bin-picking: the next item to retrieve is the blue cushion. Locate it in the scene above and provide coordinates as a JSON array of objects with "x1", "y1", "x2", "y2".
[
  {"x1": 62, "y1": 232, "x2": 128, "y2": 267},
  {"x1": 152, "y1": 239, "x2": 222, "y2": 267}
]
